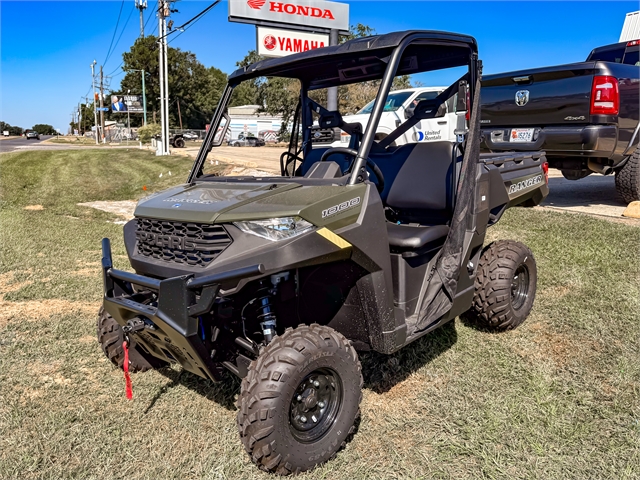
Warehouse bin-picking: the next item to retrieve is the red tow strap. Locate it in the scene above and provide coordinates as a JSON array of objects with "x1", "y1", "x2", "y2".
[{"x1": 122, "y1": 340, "x2": 133, "y2": 400}]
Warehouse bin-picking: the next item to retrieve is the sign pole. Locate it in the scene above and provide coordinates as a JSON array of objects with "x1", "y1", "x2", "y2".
[{"x1": 141, "y1": 69, "x2": 147, "y2": 126}]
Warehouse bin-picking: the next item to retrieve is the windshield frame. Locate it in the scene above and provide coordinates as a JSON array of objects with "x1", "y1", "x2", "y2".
[{"x1": 188, "y1": 32, "x2": 478, "y2": 185}]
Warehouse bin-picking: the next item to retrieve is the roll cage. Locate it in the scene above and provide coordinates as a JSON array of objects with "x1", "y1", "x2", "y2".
[{"x1": 188, "y1": 30, "x2": 480, "y2": 184}]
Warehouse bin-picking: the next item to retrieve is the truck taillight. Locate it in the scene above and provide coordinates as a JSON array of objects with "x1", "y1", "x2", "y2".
[
  {"x1": 590, "y1": 75, "x2": 619, "y2": 115},
  {"x1": 627, "y1": 39, "x2": 640, "y2": 47},
  {"x1": 542, "y1": 161, "x2": 549, "y2": 184}
]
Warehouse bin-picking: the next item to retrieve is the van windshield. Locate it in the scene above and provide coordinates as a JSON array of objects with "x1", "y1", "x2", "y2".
[{"x1": 357, "y1": 91, "x2": 413, "y2": 114}]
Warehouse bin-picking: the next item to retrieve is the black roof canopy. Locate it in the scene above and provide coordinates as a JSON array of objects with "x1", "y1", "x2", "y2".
[{"x1": 228, "y1": 30, "x2": 478, "y2": 90}]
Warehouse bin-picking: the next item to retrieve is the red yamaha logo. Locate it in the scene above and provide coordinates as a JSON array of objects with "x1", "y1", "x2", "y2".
[
  {"x1": 263, "y1": 34, "x2": 277, "y2": 51},
  {"x1": 247, "y1": 0, "x2": 266, "y2": 9}
]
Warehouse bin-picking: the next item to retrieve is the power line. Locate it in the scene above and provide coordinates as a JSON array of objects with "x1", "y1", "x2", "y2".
[
  {"x1": 144, "y1": 1, "x2": 157, "y2": 31},
  {"x1": 166, "y1": 0, "x2": 221, "y2": 44},
  {"x1": 103, "y1": 0, "x2": 125, "y2": 66},
  {"x1": 107, "y1": 5, "x2": 136, "y2": 67}
]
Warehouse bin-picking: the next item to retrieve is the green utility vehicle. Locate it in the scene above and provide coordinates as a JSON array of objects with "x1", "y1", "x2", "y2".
[{"x1": 98, "y1": 30, "x2": 549, "y2": 474}]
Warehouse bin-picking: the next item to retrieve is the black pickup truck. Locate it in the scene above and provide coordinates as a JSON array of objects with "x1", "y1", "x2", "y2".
[{"x1": 481, "y1": 39, "x2": 640, "y2": 202}]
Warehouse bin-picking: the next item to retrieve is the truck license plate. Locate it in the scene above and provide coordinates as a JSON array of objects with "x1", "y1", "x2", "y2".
[{"x1": 510, "y1": 128, "x2": 535, "y2": 143}]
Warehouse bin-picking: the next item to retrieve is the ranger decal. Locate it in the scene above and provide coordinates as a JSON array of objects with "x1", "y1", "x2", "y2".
[{"x1": 508, "y1": 175, "x2": 543, "y2": 195}]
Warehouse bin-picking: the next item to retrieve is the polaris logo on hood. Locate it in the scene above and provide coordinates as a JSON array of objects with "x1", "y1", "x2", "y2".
[{"x1": 508, "y1": 175, "x2": 543, "y2": 195}]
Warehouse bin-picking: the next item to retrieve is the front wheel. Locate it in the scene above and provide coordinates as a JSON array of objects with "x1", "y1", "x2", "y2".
[
  {"x1": 96, "y1": 307, "x2": 166, "y2": 372},
  {"x1": 237, "y1": 324, "x2": 362, "y2": 475},
  {"x1": 462, "y1": 240, "x2": 537, "y2": 331}
]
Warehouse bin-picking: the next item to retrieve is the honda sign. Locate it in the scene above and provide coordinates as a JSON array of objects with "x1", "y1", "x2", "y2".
[
  {"x1": 229, "y1": 0, "x2": 349, "y2": 33},
  {"x1": 257, "y1": 26, "x2": 329, "y2": 57}
]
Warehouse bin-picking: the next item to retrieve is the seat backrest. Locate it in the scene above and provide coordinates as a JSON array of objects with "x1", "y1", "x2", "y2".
[{"x1": 372, "y1": 141, "x2": 458, "y2": 225}]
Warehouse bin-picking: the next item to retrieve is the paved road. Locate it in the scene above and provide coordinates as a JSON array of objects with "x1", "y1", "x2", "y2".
[
  {"x1": 0, "y1": 135, "x2": 58, "y2": 153},
  {"x1": 538, "y1": 169, "x2": 639, "y2": 222}
]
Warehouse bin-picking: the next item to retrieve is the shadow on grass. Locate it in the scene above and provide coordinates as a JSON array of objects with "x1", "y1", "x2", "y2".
[
  {"x1": 146, "y1": 368, "x2": 241, "y2": 413},
  {"x1": 360, "y1": 321, "x2": 458, "y2": 394},
  {"x1": 144, "y1": 322, "x2": 457, "y2": 412}
]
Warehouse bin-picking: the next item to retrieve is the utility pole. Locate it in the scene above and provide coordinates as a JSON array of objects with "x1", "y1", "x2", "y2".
[
  {"x1": 135, "y1": 0, "x2": 147, "y2": 38},
  {"x1": 77, "y1": 102, "x2": 82, "y2": 135},
  {"x1": 99, "y1": 65, "x2": 106, "y2": 143},
  {"x1": 91, "y1": 61, "x2": 99, "y2": 145},
  {"x1": 177, "y1": 99, "x2": 183, "y2": 130},
  {"x1": 85, "y1": 96, "x2": 89, "y2": 136},
  {"x1": 158, "y1": 0, "x2": 170, "y2": 155}
]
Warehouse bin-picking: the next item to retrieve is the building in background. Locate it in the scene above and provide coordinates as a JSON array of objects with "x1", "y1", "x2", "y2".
[
  {"x1": 228, "y1": 105, "x2": 282, "y2": 142},
  {"x1": 620, "y1": 11, "x2": 640, "y2": 42}
]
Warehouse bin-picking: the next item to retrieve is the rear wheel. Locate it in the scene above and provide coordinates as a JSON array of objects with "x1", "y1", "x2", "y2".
[
  {"x1": 96, "y1": 307, "x2": 166, "y2": 372},
  {"x1": 463, "y1": 240, "x2": 537, "y2": 331},
  {"x1": 173, "y1": 137, "x2": 185, "y2": 148},
  {"x1": 615, "y1": 147, "x2": 640, "y2": 203},
  {"x1": 237, "y1": 324, "x2": 362, "y2": 475}
]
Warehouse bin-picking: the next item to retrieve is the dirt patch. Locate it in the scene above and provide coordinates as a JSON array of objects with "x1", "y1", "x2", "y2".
[
  {"x1": 77, "y1": 200, "x2": 137, "y2": 220},
  {"x1": 541, "y1": 285, "x2": 572, "y2": 298},
  {"x1": 23, "y1": 205, "x2": 44, "y2": 211},
  {"x1": 72, "y1": 267, "x2": 99, "y2": 277},
  {"x1": 0, "y1": 298, "x2": 98, "y2": 328},
  {"x1": 516, "y1": 324, "x2": 586, "y2": 368},
  {"x1": 227, "y1": 166, "x2": 276, "y2": 177},
  {"x1": 0, "y1": 271, "x2": 33, "y2": 294}
]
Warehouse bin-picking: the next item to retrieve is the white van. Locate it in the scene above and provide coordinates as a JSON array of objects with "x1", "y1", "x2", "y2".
[{"x1": 314, "y1": 87, "x2": 465, "y2": 148}]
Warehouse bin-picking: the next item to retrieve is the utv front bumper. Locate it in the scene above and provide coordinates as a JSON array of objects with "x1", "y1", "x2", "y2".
[{"x1": 101, "y1": 238, "x2": 264, "y2": 381}]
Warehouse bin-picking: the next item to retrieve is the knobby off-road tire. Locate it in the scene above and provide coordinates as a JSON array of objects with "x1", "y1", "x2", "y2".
[
  {"x1": 237, "y1": 324, "x2": 362, "y2": 475},
  {"x1": 463, "y1": 240, "x2": 537, "y2": 332},
  {"x1": 96, "y1": 307, "x2": 166, "y2": 372},
  {"x1": 615, "y1": 146, "x2": 640, "y2": 204}
]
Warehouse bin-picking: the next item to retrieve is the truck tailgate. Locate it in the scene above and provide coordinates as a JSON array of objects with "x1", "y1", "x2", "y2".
[{"x1": 481, "y1": 63, "x2": 597, "y2": 127}]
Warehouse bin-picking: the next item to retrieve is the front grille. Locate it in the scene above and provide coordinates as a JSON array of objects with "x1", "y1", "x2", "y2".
[{"x1": 135, "y1": 218, "x2": 232, "y2": 267}]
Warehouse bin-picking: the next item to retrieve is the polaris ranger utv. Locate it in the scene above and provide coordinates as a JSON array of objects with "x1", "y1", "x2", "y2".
[{"x1": 98, "y1": 31, "x2": 549, "y2": 475}]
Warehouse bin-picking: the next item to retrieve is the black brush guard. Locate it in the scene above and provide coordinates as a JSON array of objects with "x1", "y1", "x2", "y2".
[{"x1": 101, "y1": 238, "x2": 264, "y2": 381}]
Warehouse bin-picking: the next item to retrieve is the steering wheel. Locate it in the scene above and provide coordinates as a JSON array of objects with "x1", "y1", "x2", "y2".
[{"x1": 320, "y1": 147, "x2": 385, "y2": 193}]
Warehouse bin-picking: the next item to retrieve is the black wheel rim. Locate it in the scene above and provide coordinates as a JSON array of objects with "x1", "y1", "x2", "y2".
[
  {"x1": 289, "y1": 368, "x2": 342, "y2": 443},
  {"x1": 511, "y1": 263, "x2": 530, "y2": 310}
]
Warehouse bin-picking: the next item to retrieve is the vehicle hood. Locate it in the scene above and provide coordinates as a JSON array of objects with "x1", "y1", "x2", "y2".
[
  {"x1": 342, "y1": 111, "x2": 400, "y2": 130},
  {"x1": 134, "y1": 180, "x2": 366, "y2": 227}
]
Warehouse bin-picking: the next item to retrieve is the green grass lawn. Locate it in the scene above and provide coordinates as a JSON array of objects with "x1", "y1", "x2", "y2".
[{"x1": 0, "y1": 149, "x2": 639, "y2": 479}]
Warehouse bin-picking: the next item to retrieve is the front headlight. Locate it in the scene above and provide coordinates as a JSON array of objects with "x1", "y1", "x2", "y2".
[{"x1": 234, "y1": 217, "x2": 315, "y2": 242}]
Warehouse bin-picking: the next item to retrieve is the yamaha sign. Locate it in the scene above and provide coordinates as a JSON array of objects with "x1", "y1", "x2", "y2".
[
  {"x1": 229, "y1": 0, "x2": 349, "y2": 33},
  {"x1": 257, "y1": 26, "x2": 329, "y2": 57}
]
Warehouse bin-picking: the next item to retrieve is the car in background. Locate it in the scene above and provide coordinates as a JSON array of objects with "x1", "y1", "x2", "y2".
[
  {"x1": 25, "y1": 130, "x2": 40, "y2": 140},
  {"x1": 229, "y1": 135, "x2": 265, "y2": 147},
  {"x1": 311, "y1": 86, "x2": 467, "y2": 148},
  {"x1": 182, "y1": 131, "x2": 199, "y2": 140}
]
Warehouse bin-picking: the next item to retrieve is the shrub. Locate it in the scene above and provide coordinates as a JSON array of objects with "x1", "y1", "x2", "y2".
[{"x1": 137, "y1": 123, "x2": 161, "y2": 144}]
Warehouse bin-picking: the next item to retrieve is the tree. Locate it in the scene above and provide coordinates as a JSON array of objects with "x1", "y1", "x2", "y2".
[
  {"x1": 114, "y1": 36, "x2": 226, "y2": 129},
  {"x1": 32, "y1": 124, "x2": 56, "y2": 135},
  {"x1": 232, "y1": 23, "x2": 413, "y2": 137},
  {"x1": 0, "y1": 121, "x2": 23, "y2": 136}
]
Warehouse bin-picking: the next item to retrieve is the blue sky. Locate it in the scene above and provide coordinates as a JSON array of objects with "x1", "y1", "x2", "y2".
[{"x1": 1, "y1": 0, "x2": 636, "y2": 131}]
